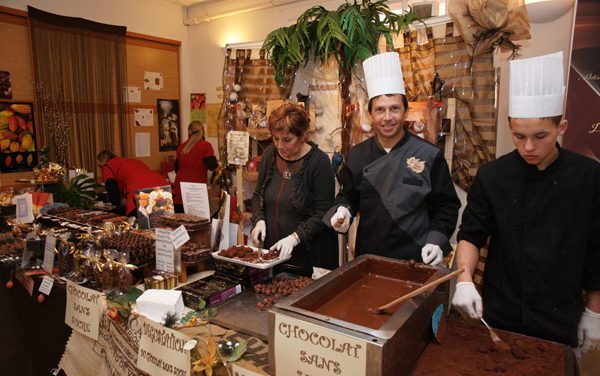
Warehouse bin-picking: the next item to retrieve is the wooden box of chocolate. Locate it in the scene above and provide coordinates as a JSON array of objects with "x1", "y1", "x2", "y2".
[
  {"x1": 268, "y1": 254, "x2": 449, "y2": 376},
  {"x1": 154, "y1": 213, "x2": 211, "y2": 247}
]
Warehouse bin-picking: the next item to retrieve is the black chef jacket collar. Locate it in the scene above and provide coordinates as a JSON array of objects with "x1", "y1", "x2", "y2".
[{"x1": 516, "y1": 142, "x2": 563, "y2": 178}]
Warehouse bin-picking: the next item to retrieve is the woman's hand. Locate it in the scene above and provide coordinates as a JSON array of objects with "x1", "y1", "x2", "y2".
[
  {"x1": 270, "y1": 233, "x2": 300, "y2": 259},
  {"x1": 250, "y1": 220, "x2": 266, "y2": 246}
]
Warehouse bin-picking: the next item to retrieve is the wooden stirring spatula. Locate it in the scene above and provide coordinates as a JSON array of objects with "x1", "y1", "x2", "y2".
[
  {"x1": 480, "y1": 317, "x2": 511, "y2": 351},
  {"x1": 370, "y1": 267, "x2": 466, "y2": 314}
]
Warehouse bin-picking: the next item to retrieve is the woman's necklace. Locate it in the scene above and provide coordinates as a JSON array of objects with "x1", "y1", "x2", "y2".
[{"x1": 277, "y1": 149, "x2": 308, "y2": 180}]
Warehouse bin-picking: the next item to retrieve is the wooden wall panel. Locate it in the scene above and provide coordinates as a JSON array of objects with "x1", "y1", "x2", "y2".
[
  {"x1": 126, "y1": 41, "x2": 180, "y2": 171},
  {"x1": 0, "y1": 6, "x2": 181, "y2": 184}
]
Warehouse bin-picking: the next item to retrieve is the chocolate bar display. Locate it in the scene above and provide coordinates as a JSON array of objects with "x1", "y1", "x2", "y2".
[
  {"x1": 179, "y1": 272, "x2": 243, "y2": 308},
  {"x1": 99, "y1": 230, "x2": 155, "y2": 265}
]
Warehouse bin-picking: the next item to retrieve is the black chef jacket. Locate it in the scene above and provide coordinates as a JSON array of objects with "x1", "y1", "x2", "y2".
[
  {"x1": 458, "y1": 147, "x2": 600, "y2": 346},
  {"x1": 325, "y1": 132, "x2": 460, "y2": 261}
]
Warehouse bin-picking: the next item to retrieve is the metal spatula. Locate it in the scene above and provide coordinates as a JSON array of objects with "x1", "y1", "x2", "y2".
[{"x1": 480, "y1": 317, "x2": 511, "y2": 351}]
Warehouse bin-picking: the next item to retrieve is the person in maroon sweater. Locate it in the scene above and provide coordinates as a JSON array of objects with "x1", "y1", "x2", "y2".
[
  {"x1": 172, "y1": 121, "x2": 217, "y2": 213},
  {"x1": 97, "y1": 150, "x2": 167, "y2": 216}
]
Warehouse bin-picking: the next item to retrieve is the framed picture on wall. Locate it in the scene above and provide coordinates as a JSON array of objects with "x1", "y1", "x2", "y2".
[
  {"x1": 157, "y1": 99, "x2": 180, "y2": 151},
  {"x1": 0, "y1": 101, "x2": 38, "y2": 172}
]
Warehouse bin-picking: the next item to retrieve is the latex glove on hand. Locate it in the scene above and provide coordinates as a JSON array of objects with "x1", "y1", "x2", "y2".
[
  {"x1": 578, "y1": 308, "x2": 600, "y2": 351},
  {"x1": 421, "y1": 243, "x2": 443, "y2": 266},
  {"x1": 270, "y1": 233, "x2": 300, "y2": 260},
  {"x1": 330, "y1": 206, "x2": 352, "y2": 233},
  {"x1": 250, "y1": 220, "x2": 266, "y2": 247},
  {"x1": 451, "y1": 281, "x2": 483, "y2": 320}
]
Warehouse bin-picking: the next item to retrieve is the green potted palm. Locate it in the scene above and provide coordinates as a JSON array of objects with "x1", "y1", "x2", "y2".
[{"x1": 262, "y1": 0, "x2": 417, "y2": 153}]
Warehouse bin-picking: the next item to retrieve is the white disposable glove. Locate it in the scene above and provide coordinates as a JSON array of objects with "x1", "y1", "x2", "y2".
[
  {"x1": 452, "y1": 281, "x2": 483, "y2": 320},
  {"x1": 421, "y1": 243, "x2": 443, "y2": 266},
  {"x1": 330, "y1": 206, "x2": 352, "y2": 233},
  {"x1": 270, "y1": 233, "x2": 300, "y2": 260},
  {"x1": 250, "y1": 220, "x2": 266, "y2": 246},
  {"x1": 578, "y1": 308, "x2": 600, "y2": 351}
]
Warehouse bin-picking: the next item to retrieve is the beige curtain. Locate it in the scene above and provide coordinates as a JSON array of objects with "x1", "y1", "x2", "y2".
[
  {"x1": 396, "y1": 22, "x2": 497, "y2": 191},
  {"x1": 28, "y1": 6, "x2": 129, "y2": 172}
]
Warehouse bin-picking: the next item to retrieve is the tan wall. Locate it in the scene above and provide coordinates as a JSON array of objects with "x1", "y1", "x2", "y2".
[{"x1": 0, "y1": 6, "x2": 183, "y2": 184}]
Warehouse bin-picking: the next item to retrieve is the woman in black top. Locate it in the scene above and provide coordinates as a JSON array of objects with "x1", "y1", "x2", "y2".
[{"x1": 250, "y1": 104, "x2": 338, "y2": 276}]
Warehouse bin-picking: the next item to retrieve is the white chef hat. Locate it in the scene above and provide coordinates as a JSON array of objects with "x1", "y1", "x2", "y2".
[
  {"x1": 509, "y1": 51, "x2": 565, "y2": 118},
  {"x1": 363, "y1": 52, "x2": 405, "y2": 100}
]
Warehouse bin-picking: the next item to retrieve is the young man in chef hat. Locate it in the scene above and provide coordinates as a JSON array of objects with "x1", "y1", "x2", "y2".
[
  {"x1": 452, "y1": 51, "x2": 600, "y2": 349},
  {"x1": 324, "y1": 52, "x2": 460, "y2": 266}
]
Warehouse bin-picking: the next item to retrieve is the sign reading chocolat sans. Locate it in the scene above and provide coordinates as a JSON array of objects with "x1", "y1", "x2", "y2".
[
  {"x1": 65, "y1": 281, "x2": 103, "y2": 340},
  {"x1": 274, "y1": 314, "x2": 367, "y2": 375},
  {"x1": 137, "y1": 315, "x2": 191, "y2": 376}
]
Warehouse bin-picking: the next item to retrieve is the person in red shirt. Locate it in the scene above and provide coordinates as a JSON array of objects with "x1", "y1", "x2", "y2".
[
  {"x1": 97, "y1": 150, "x2": 167, "y2": 216},
  {"x1": 172, "y1": 121, "x2": 217, "y2": 213}
]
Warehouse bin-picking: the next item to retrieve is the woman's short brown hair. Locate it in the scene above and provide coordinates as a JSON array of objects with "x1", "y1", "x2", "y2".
[{"x1": 268, "y1": 103, "x2": 309, "y2": 137}]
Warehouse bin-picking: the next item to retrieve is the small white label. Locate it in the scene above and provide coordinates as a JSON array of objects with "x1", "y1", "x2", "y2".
[
  {"x1": 39, "y1": 275, "x2": 54, "y2": 295},
  {"x1": 170, "y1": 225, "x2": 190, "y2": 249},
  {"x1": 42, "y1": 235, "x2": 56, "y2": 273},
  {"x1": 155, "y1": 228, "x2": 175, "y2": 273}
]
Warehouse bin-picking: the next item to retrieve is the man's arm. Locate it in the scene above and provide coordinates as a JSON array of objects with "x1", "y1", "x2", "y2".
[{"x1": 456, "y1": 240, "x2": 480, "y2": 282}]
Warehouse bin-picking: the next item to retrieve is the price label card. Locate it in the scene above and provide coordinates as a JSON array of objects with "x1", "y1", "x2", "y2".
[
  {"x1": 38, "y1": 275, "x2": 54, "y2": 295},
  {"x1": 42, "y1": 235, "x2": 56, "y2": 273},
  {"x1": 155, "y1": 228, "x2": 175, "y2": 273},
  {"x1": 170, "y1": 225, "x2": 190, "y2": 249},
  {"x1": 13, "y1": 193, "x2": 34, "y2": 224}
]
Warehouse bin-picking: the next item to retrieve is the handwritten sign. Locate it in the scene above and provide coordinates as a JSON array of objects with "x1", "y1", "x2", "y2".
[
  {"x1": 38, "y1": 275, "x2": 54, "y2": 295},
  {"x1": 226, "y1": 131, "x2": 249, "y2": 165},
  {"x1": 65, "y1": 281, "x2": 102, "y2": 340},
  {"x1": 155, "y1": 228, "x2": 175, "y2": 273},
  {"x1": 180, "y1": 182, "x2": 210, "y2": 218},
  {"x1": 137, "y1": 315, "x2": 191, "y2": 376},
  {"x1": 274, "y1": 313, "x2": 367, "y2": 376},
  {"x1": 170, "y1": 225, "x2": 190, "y2": 250},
  {"x1": 42, "y1": 235, "x2": 56, "y2": 273}
]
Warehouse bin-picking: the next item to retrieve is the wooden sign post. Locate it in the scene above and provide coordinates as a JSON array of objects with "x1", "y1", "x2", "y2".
[{"x1": 226, "y1": 131, "x2": 250, "y2": 245}]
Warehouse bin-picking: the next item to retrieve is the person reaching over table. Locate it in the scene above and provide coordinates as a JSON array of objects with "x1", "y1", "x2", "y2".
[
  {"x1": 172, "y1": 121, "x2": 217, "y2": 213},
  {"x1": 97, "y1": 150, "x2": 167, "y2": 217},
  {"x1": 250, "y1": 104, "x2": 338, "y2": 277},
  {"x1": 451, "y1": 51, "x2": 600, "y2": 349},
  {"x1": 324, "y1": 52, "x2": 460, "y2": 266}
]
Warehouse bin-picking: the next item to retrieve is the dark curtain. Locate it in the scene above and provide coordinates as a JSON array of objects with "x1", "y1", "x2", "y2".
[{"x1": 28, "y1": 6, "x2": 129, "y2": 172}]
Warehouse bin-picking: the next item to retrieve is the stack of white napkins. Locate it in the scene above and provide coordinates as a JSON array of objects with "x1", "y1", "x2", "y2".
[{"x1": 135, "y1": 289, "x2": 184, "y2": 323}]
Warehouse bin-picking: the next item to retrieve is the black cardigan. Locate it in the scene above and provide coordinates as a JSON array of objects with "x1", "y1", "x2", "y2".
[{"x1": 252, "y1": 143, "x2": 338, "y2": 272}]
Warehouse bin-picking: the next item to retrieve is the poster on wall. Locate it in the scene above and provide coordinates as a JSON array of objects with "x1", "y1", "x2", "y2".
[
  {"x1": 144, "y1": 71, "x2": 163, "y2": 91},
  {"x1": 564, "y1": 0, "x2": 600, "y2": 162},
  {"x1": 157, "y1": 99, "x2": 180, "y2": 151},
  {"x1": 190, "y1": 93, "x2": 206, "y2": 123},
  {"x1": 134, "y1": 108, "x2": 154, "y2": 126},
  {"x1": 0, "y1": 102, "x2": 38, "y2": 172},
  {"x1": 0, "y1": 71, "x2": 12, "y2": 99}
]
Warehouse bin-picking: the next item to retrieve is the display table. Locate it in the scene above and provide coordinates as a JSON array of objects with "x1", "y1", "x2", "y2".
[
  {"x1": 0, "y1": 260, "x2": 72, "y2": 376},
  {"x1": 0, "y1": 260, "x2": 577, "y2": 376}
]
